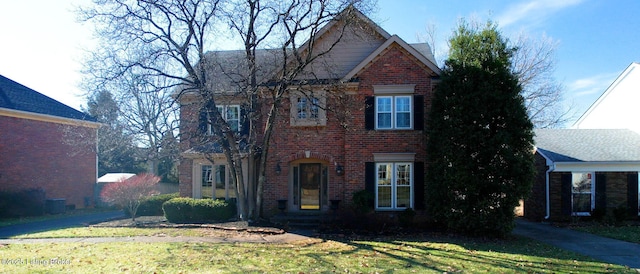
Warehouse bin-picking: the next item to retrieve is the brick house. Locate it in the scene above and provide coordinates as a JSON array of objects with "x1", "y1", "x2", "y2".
[
  {"x1": 0, "y1": 75, "x2": 99, "y2": 209},
  {"x1": 177, "y1": 8, "x2": 440, "y2": 217},
  {"x1": 526, "y1": 129, "x2": 640, "y2": 221}
]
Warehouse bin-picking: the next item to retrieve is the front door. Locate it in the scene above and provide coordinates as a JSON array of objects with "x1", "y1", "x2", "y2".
[{"x1": 299, "y1": 163, "x2": 321, "y2": 210}]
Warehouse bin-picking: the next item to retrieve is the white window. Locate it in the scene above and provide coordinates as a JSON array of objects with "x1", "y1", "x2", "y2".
[
  {"x1": 290, "y1": 91, "x2": 326, "y2": 126},
  {"x1": 376, "y1": 163, "x2": 412, "y2": 210},
  {"x1": 207, "y1": 105, "x2": 240, "y2": 134},
  {"x1": 375, "y1": 96, "x2": 412, "y2": 129},
  {"x1": 572, "y1": 172, "x2": 594, "y2": 216},
  {"x1": 201, "y1": 165, "x2": 236, "y2": 200}
]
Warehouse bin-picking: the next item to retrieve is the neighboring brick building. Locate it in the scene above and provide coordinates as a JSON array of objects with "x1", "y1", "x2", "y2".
[
  {"x1": 527, "y1": 129, "x2": 640, "y2": 221},
  {"x1": 0, "y1": 75, "x2": 99, "y2": 209},
  {"x1": 177, "y1": 8, "x2": 440, "y2": 217}
]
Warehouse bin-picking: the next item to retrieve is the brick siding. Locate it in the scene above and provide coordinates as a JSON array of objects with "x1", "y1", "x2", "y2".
[{"x1": 0, "y1": 115, "x2": 97, "y2": 208}]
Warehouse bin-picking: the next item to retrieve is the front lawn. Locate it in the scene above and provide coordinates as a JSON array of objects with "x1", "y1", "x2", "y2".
[
  {"x1": 573, "y1": 224, "x2": 640, "y2": 244},
  {"x1": 0, "y1": 230, "x2": 633, "y2": 273}
]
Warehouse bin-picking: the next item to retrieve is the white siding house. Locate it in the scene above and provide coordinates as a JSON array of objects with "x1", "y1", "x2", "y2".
[{"x1": 574, "y1": 62, "x2": 640, "y2": 133}]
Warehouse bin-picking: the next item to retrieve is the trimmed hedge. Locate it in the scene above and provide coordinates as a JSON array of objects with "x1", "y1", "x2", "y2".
[
  {"x1": 125, "y1": 193, "x2": 179, "y2": 217},
  {"x1": 162, "y1": 197, "x2": 236, "y2": 224},
  {"x1": 0, "y1": 188, "x2": 46, "y2": 219}
]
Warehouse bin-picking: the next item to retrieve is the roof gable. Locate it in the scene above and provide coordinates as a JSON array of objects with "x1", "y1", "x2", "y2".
[
  {"x1": 342, "y1": 35, "x2": 441, "y2": 81},
  {"x1": 0, "y1": 75, "x2": 96, "y2": 122}
]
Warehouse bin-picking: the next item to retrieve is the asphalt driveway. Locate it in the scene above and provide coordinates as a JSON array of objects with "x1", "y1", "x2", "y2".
[
  {"x1": 513, "y1": 218, "x2": 640, "y2": 270},
  {"x1": 0, "y1": 210, "x2": 124, "y2": 238}
]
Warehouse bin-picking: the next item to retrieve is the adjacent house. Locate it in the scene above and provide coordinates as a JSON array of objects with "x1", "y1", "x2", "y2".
[
  {"x1": 526, "y1": 129, "x2": 640, "y2": 221},
  {"x1": 0, "y1": 75, "x2": 99, "y2": 209},
  {"x1": 573, "y1": 62, "x2": 640, "y2": 134},
  {"x1": 177, "y1": 8, "x2": 440, "y2": 217}
]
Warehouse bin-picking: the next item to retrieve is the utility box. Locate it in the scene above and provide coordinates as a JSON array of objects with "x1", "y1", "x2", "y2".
[{"x1": 46, "y1": 199, "x2": 66, "y2": 214}]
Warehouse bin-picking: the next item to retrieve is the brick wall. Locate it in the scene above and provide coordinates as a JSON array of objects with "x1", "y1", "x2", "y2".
[
  {"x1": 0, "y1": 115, "x2": 97, "y2": 208},
  {"x1": 524, "y1": 152, "x2": 549, "y2": 221}
]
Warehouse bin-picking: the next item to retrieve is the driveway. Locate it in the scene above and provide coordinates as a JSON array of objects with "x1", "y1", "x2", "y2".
[
  {"x1": 513, "y1": 218, "x2": 640, "y2": 270},
  {"x1": 0, "y1": 210, "x2": 124, "y2": 238}
]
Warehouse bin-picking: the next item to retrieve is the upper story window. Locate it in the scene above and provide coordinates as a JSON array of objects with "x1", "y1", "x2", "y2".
[
  {"x1": 290, "y1": 91, "x2": 326, "y2": 126},
  {"x1": 376, "y1": 96, "x2": 412, "y2": 129},
  {"x1": 206, "y1": 105, "x2": 240, "y2": 134},
  {"x1": 365, "y1": 84, "x2": 424, "y2": 131}
]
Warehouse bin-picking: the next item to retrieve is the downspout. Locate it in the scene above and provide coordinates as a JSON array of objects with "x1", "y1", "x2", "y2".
[{"x1": 544, "y1": 163, "x2": 555, "y2": 220}]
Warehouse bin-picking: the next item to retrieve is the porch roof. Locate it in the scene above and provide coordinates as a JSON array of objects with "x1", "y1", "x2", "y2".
[{"x1": 534, "y1": 129, "x2": 640, "y2": 163}]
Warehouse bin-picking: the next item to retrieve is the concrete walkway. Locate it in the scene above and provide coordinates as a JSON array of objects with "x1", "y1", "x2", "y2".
[{"x1": 513, "y1": 219, "x2": 640, "y2": 270}]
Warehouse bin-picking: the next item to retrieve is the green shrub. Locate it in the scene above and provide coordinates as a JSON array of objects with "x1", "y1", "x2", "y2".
[
  {"x1": 162, "y1": 197, "x2": 236, "y2": 224},
  {"x1": 352, "y1": 189, "x2": 374, "y2": 214},
  {"x1": 125, "y1": 193, "x2": 179, "y2": 217},
  {"x1": 0, "y1": 188, "x2": 46, "y2": 219}
]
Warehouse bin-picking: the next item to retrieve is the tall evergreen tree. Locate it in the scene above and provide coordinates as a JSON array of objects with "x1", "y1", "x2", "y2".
[{"x1": 426, "y1": 21, "x2": 535, "y2": 237}]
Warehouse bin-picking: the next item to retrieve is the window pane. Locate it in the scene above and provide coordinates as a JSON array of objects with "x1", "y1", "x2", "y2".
[
  {"x1": 377, "y1": 97, "x2": 391, "y2": 112},
  {"x1": 395, "y1": 97, "x2": 410, "y2": 112},
  {"x1": 377, "y1": 186, "x2": 391, "y2": 207},
  {"x1": 572, "y1": 173, "x2": 592, "y2": 193},
  {"x1": 201, "y1": 165, "x2": 213, "y2": 199},
  {"x1": 396, "y1": 164, "x2": 411, "y2": 186},
  {"x1": 297, "y1": 98, "x2": 307, "y2": 119},
  {"x1": 396, "y1": 113, "x2": 410, "y2": 128},
  {"x1": 310, "y1": 98, "x2": 319, "y2": 119},
  {"x1": 227, "y1": 106, "x2": 240, "y2": 132},
  {"x1": 378, "y1": 113, "x2": 392, "y2": 128},
  {"x1": 396, "y1": 186, "x2": 411, "y2": 208},
  {"x1": 573, "y1": 193, "x2": 591, "y2": 213},
  {"x1": 377, "y1": 164, "x2": 391, "y2": 185}
]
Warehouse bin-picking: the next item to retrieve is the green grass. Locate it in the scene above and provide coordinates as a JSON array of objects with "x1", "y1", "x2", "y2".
[
  {"x1": 573, "y1": 224, "x2": 640, "y2": 244},
  {"x1": 10, "y1": 227, "x2": 213, "y2": 239},
  {"x1": 0, "y1": 231, "x2": 634, "y2": 273}
]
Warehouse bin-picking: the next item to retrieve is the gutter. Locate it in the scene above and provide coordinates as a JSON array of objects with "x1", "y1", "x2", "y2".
[{"x1": 545, "y1": 163, "x2": 554, "y2": 220}]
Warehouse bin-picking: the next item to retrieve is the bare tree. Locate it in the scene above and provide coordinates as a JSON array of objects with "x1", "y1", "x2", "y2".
[
  {"x1": 79, "y1": 0, "x2": 373, "y2": 220},
  {"x1": 510, "y1": 33, "x2": 573, "y2": 128}
]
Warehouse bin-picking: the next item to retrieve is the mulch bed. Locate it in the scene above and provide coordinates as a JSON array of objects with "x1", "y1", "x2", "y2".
[{"x1": 91, "y1": 216, "x2": 285, "y2": 235}]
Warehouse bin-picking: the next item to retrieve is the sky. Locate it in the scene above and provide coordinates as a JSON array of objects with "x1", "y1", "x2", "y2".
[{"x1": 1, "y1": 0, "x2": 639, "y2": 126}]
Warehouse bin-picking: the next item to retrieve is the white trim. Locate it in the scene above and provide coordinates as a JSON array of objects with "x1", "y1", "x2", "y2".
[
  {"x1": 375, "y1": 162, "x2": 413, "y2": 210},
  {"x1": 553, "y1": 162, "x2": 640, "y2": 172},
  {"x1": 373, "y1": 84, "x2": 415, "y2": 95},
  {"x1": 374, "y1": 95, "x2": 413, "y2": 130},
  {"x1": 0, "y1": 107, "x2": 100, "y2": 128},
  {"x1": 373, "y1": 153, "x2": 415, "y2": 162}
]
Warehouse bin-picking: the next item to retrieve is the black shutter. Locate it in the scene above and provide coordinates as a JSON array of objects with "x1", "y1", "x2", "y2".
[
  {"x1": 595, "y1": 173, "x2": 606, "y2": 212},
  {"x1": 240, "y1": 106, "x2": 250, "y2": 137},
  {"x1": 561, "y1": 173, "x2": 572, "y2": 216},
  {"x1": 628, "y1": 173, "x2": 638, "y2": 217},
  {"x1": 413, "y1": 95, "x2": 424, "y2": 131},
  {"x1": 364, "y1": 96, "x2": 375, "y2": 130},
  {"x1": 199, "y1": 108, "x2": 208, "y2": 134},
  {"x1": 413, "y1": 162, "x2": 425, "y2": 210},
  {"x1": 365, "y1": 162, "x2": 376, "y2": 208}
]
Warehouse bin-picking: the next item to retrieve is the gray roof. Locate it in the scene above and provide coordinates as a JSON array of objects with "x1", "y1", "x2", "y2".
[
  {"x1": 534, "y1": 129, "x2": 640, "y2": 162},
  {"x1": 0, "y1": 74, "x2": 96, "y2": 122}
]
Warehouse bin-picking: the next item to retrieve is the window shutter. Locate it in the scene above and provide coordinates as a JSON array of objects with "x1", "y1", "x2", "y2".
[
  {"x1": 413, "y1": 95, "x2": 424, "y2": 131},
  {"x1": 627, "y1": 173, "x2": 638, "y2": 217},
  {"x1": 364, "y1": 96, "x2": 375, "y2": 130},
  {"x1": 199, "y1": 108, "x2": 208, "y2": 134},
  {"x1": 561, "y1": 173, "x2": 572, "y2": 216},
  {"x1": 595, "y1": 173, "x2": 606, "y2": 212},
  {"x1": 413, "y1": 162, "x2": 425, "y2": 210},
  {"x1": 240, "y1": 106, "x2": 250, "y2": 137},
  {"x1": 365, "y1": 162, "x2": 376, "y2": 208}
]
